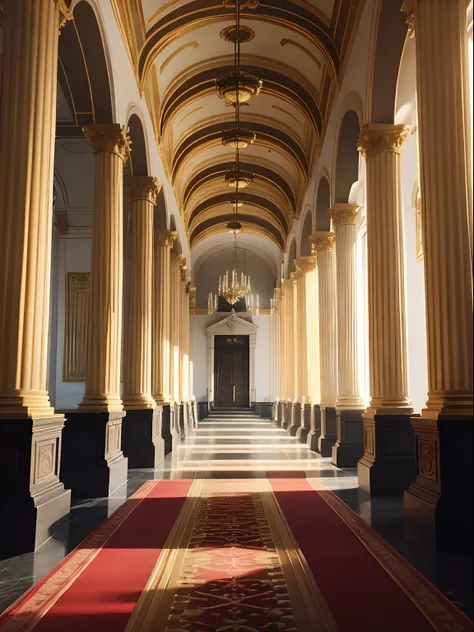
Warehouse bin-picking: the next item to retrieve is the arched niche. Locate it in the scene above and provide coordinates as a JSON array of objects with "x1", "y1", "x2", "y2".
[
  {"x1": 155, "y1": 189, "x2": 168, "y2": 230},
  {"x1": 127, "y1": 113, "x2": 149, "y2": 177},
  {"x1": 334, "y1": 110, "x2": 361, "y2": 204},
  {"x1": 299, "y1": 209, "x2": 313, "y2": 256},
  {"x1": 57, "y1": 1, "x2": 113, "y2": 137},
  {"x1": 287, "y1": 237, "x2": 297, "y2": 277},
  {"x1": 315, "y1": 176, "x2": 331, "y2": 231},
  {"x1": 370, "y1": 1, "x2": 408, "y2": 124}
]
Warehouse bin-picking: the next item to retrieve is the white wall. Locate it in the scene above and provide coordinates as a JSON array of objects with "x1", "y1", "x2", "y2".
[{"x1": 191, "y1": 314, "x2": 271, "y2": 403}]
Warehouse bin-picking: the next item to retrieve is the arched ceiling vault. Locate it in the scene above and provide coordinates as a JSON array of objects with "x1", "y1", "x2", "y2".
[{"x1": 111, "y1": 0, "x2": 363, "y2": 247}]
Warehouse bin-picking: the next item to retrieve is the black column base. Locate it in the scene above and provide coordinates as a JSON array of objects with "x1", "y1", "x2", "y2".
[
  {"x1": 277, "y1": 402, "x2": 285, "y2": 426},
  {"x1": 297, "y1": 404, "x2": 313, "y2": 443},
  {"x1": 318, "y1": 407, "x2": 337, "y2": 456},
  {"x1": 197, "y1": 401, "x2": 210, "y2": 421},
  {"x1": 122, "y1": 407, "x2": 165, "y2": 469},
  {"x1": 288, "y1": 403, "x2": 300, "y2": 436},
  {"x1": 162, "y1": 404, "x2": 172, "y2": 455},
  {"x1": 282, "y1": 402, "x2": 292, "y2": 430},
  {"x1": 358, "y1": 413, "x2": 415, "y2": 495},
  {"x1": 256, "y1": 402, "x2": 272, "y2": 419},
  {"x1": 404, "y1": 415, "x2": 473, "y2": 551},
  {"x1": 331, "y1": 409, "x2": 364, "y2": 467},
  {"x1": 0, "y1": 416, "x2": 71, "y2": 556},
  {"x1": 61, "y1": 411, "x2": 128, "y2": 498}
]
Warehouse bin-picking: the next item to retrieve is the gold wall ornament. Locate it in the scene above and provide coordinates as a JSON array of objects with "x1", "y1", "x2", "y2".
[
  {"x1": 154, "y1": 228, "x2": 177, "y2": 249},
  {"x1": 160, "y1": 41, "x2": 199, "y2": 74},
  {"x1": 189, "y1": 288, "x2": 197, "y2": 314},
  {"x1": 82, "y1": 124, "x2": 131, "y2": 162},
  {"x1": 129, "y1": 176, "x2": 161, "y2": 205},
  {"x1": 223, "y1": 0, "x2": 259, "y2": 9},
  {"x1": 358, "y1": 124, "x2": 410, "y2": 161},
  {"x1": 64, "y1": 273, "x2": 90, "y2": 382},
  {"x1": 310, "y1": 231, "x2": 335, "y2": 253},
  {"x1": 401, "y1": 1, "x2": 415, "y2": 36},
  {"x1": 329, "y1": 204, "x2": 360, "y2": 228},
  {"x1": 279, "y1": 39, "x2": 322, "y2": 70},
  {"x1": 56, "y1": 0, "x2": 72, "y2": 29}
]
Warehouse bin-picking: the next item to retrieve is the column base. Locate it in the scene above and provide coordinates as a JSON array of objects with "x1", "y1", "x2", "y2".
[
  {"x1": 162, "y1": 404, "x2": 172, "y2": 455},
  {"x1": 0, "y1": 416, "x2": 71, "y2": 555},
  {"x1": 404, "y1": 415, "x2": 473, "y2": 551},
  {"x1": 358, "y1": 413, "x2": 415, "y2": 495},
  {"x1": 297, "y1": 404, "x2": 313, "y2": 443},
  {"x1": 317, "y1": 407, "x2": 337, "y2": 456},
  {"x1": 277, "y1": 401, "x2": 285, "y2": 426},
  {"x1": 256, "y1": 402, "x2": 272, "y2": 419},
  {"x1": 61, "y1": 412, "x2": 128, "y2": 498},
  {"x1": 122, "y1": 407, "x2": 165, "y2": 468},
  {"x1": 331, "y1": 409, "x2": 364, "y2": 467},
  {"x1": 282, "y1": 402, "x2": 292, "y2": 430},
  {"x1": 288, "y1": 403, "x2": 300, "y2": 436},
  {"x1": 197, "y1": 401, "x2": 210, "y2": 421}
]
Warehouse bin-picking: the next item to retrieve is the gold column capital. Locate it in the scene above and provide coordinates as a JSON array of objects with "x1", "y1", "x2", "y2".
[
  {"x1": 401, "y1": 1, "x2": 415, "y2": 34},
  {"x1": 83, "y1": 124, "x2": 131, "y2": 162},
  {"x1": 290, "y1": 272, "x2": 297, "y2": 286},
  {"x1": 358, "y1": 124, "x2": 411, "y2": 160},
  {"x1": 329, "y1": 204, "x2": 360, "y2": 228},
  {"x1": 310, "y1": 231, "x2": 335, "y2": 253},
  {"x1": 128, "y1": 176, "x2": 161, "y2": 205},
  {"x1": 282, "y1": 279, "x2": 292, "y2": 292},
  {"x1": 56, "y1": 0, "x2": 72, "y2": 28},
  {"x1": 295, "y1": 256, "x2": 316, "y2": 273},
  {"x1": 154, "y1": 228, "x2": 177, "y2": 248},
  {"x1": 189, "y1": 287, "x2": 197, "y2": 313}
]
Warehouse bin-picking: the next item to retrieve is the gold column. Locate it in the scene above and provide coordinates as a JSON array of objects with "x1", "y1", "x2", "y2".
[
  {"x1": 178, "y1": 257, "x2": 188, "y2": 404},
  {"x1": 0, "y1": 0, "x2": 71, "y2": 551},
  {"x1": 0, "y1": 0, "x2": 71, "y2": 418},
  {"x1": 310, "y1": 233, "x2": 338, "y2": 456},
  {"x1": 330, "y1": 204, "x2": 365, "y2": 467},
  {"x1": 402, "y1": 0, "x2": 473, "y2": 548},
  {"x1": 288, "y1": 274, "x2": 299, "y2": 433},
  {"x1": 122, "y1": 177, "x2": 160, "y2": 410},
  {"x1": 152, "y1": 229, "x2": 176, "y2": 404},
  {"x1": 79, "y1": 125, "x2": 130, "y2": 412},
  {"x1": 169, "y1": 252, "x2": 181, "y2": 405},
  {"x1": 357, "y1": 125, "x2": 415, "y2": 495},
  {"x1": 281, "y1": 279, "x2": 293, "y2": 428},
  {"x1": 294, "y1": 257, "x2": 317, "y2": 442}
]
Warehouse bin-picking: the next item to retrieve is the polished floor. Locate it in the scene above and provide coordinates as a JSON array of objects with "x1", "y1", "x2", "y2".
[{"x1": 0, "y1": 411, "x2": 472, "y2": 620}]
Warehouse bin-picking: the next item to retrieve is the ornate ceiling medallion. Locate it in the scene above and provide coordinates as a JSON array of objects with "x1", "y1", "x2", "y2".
[
  {"x1": 225, "y1": 168, "x2": 254, "y2": 189},
  {"x1": 220, "y1": 25, "x2": 255, "y2": 44},
  {"x1": 223, "y1": 0, "x2": 259, "y2": 9},
  {"x1": 216, "y1": 71, "x2": 263, "y2": 104},
  {"x1": 222, "y1": 128, "x2": 256, "y2": 149}
]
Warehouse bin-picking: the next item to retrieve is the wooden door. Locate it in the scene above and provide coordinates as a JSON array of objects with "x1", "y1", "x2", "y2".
[{"x1": 215, "y1": 336, "x2": 249, "y2": 408}]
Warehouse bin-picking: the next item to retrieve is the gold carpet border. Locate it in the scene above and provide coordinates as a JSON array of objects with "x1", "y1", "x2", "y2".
[
  {"x1": 126, "y1": 479, "x2": 337, "y2": 632},
  {"x1": 307, "y1": 479, "x2": 470, "y2": 632},
  {"x1": 0, "y1": 480, "x2": 159, "y2": 632}
]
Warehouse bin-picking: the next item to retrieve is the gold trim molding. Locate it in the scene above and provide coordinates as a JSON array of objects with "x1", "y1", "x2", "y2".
[
  {"x1": 160, "y1": 42, "x2": 199, "y2": 74},
  {"x1": 280, "y1": 39, "x2": 322, "y2": 70}
]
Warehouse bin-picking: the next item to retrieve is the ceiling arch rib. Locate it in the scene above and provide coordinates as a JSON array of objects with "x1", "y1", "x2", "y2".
[{"x1": 172, "y1": 121, "x2": 309, "y2": 181}]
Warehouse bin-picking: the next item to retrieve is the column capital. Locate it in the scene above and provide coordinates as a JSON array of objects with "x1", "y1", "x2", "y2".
[
  {"x1": 295, "y1": 256, "x2": 316, "y2": 273},
  {"x1": 329, "y1": 204, "x2": 360, "y2": 228},
  {"x1": 154, "y1": 228, "x2": 177, "y2": 248},
  {"x1": 56, "y1": 0, "x2": 73, "y2": 28},
  {"x1": 273, "y1": 287, "x2": 282, "y2": 307},
  {"x1": 128, "y1": 176, "x2": 161, "y2": 205},
  {"x1": 83, "y1": 124, "x2": 131, "y2": 162},
  {"x1": 401, "y1": 1, "x2": 415, "y2": 35},
  {"x1": 290, "y1": 271, "x2": 297, "y2": 286},
  {"x1": 310, "y1": 231, "x2": 335, "y2": 253},
  {"x1": 358, "y1": 124, "x2": 411, "y2": 160},
  {"x1": 282, "y1": 279, "x2": 292, "y2": 292}
]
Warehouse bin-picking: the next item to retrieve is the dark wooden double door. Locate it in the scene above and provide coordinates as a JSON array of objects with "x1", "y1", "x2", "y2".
[{"x1": 214, "y1": 335, "x2": 249, "y2": 408}]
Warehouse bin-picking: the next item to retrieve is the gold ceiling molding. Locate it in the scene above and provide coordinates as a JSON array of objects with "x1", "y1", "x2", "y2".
[
  {"x1": 146, "y1": 0, "x2": 182, "y2": 27},
  {"x1": 279, "y1": 38, "x2": 322, "y2": 70},
  {"x1": 110, "y1": 0, "x2": 145, "y2": 84},
  {"x1": 177, "y1": 106, "x2": 204, "y2": 127},
  {"x1": 160, "y1": 41, "x2": 199, "y2": 74}
]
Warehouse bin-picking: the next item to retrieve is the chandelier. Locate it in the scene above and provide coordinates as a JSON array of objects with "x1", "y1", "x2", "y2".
[
  {"x1": 216, "y1": 70, "x2": 263, "y2": 105},
  {"x1": 222, "y1": 127, "x2": 256, "y2": 149}
]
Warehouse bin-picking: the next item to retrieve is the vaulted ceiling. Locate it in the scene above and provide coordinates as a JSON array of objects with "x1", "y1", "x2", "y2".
[{"x1": 111, "y1": 0, "x2": 363, "y2": 249}]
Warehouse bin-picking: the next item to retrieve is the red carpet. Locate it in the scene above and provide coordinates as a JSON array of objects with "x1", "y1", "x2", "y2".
[
  {"x1": 0, "y1": 480, "x2": 191, "y2": 632},
  {"x1": 1, "y1": 478, "x2": 471, "y2": 631}
]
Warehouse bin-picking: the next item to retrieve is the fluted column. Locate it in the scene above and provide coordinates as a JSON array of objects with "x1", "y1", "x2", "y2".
[
  {"x1": 310, "y1": 233, "x2": 338, "y2": 456},
  {"x1": 330, "y1": 204, "x2": 365, "y2": 467},
  {"x1": 79, "y1": 125, "x2": 130, "y2": 412},
  {"x1": 402, "y1": 0, "x2": 473, "y2": 548},
  {"x1": 178, "y1": 257, "x2": 188, "y2": 404},
  {"x1": 281, "y1": 279, "x2": 293, "y2": 428},
  {"x1": 357, "y1": 125, "x2": 415, "y2": 495},
  {"x1": 122, "y1": 177, "x2": 160, "y2": 409},
  {"x1": 294, "y1": 257, "x2": 316, "y2": 442},
  {"x1": 0, "y1": 0, "x2": 71, "y2": 418},
  {"x1": 0, "y1": 0, "x2": 72, "y2": 553},
  {"x1": 170, "y1": 252, "x2": 181, "y2": 405},
  {"x1": 152, "y1": 229, "x2": 176, "y2": 404}
]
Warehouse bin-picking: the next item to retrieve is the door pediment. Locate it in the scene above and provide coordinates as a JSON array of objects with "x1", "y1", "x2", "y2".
[{"x1": 206, "y1": 312, "x2": 258, "y2": 337}]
